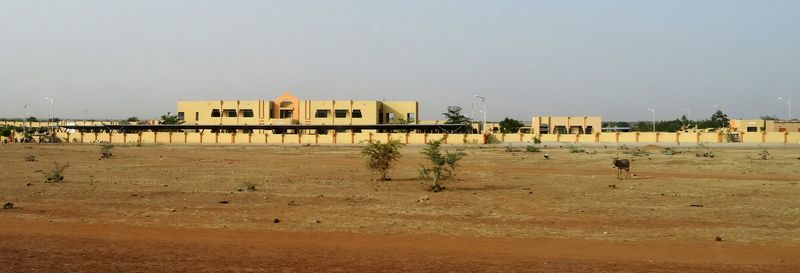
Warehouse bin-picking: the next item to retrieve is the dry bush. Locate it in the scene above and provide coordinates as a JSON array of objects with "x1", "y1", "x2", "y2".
[
  {"x1": 45, "y1": 162, "x2": 70, "y2": 183},
  {"x1": 361, "y1": 139, "x2": 405, "y2": 181}
]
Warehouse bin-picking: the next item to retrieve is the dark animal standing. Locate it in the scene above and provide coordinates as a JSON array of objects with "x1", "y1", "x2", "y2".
[{"x1": 612, "y1": 157, "x2": 631, "y2": 179}]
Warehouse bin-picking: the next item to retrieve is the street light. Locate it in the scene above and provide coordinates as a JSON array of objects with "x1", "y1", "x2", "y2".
[
  {"x1": 44, "y1": 97, "x2": 54, "y2": 131},
  {"x1": 475, "y1": 94, "x2": 487, "y2": 134},
  {"x1": 23, "y1": 104, "x2": 30, "y2": 138},
  {"x1": 647, "y1": 108, "x2": 656, "y2": 132},
  {"x1": 778, "y1": 97, "x2": 792, "y2": 120}
]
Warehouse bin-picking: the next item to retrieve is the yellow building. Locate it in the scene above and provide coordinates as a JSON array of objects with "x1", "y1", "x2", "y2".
[
  {"x1": 176, "y1": 92, "x2": 419, "y2": 129},
  {"x1": 532, "y1": 116, "x2": 601, "y2": 134},
  {"x1": 730, "y1": 119, "x2": 800, "y2": 132}
]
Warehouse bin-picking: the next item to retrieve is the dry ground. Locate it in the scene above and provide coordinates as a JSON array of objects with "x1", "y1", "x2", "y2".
[{"x1": 1, "y1": 143, "x2": 799, "y2": 272}]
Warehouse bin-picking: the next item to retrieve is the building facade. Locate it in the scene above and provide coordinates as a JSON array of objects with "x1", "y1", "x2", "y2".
[
  {"x1": 176, "y1": 93, "x2": 419, "y2": 129},
  {"x1": 532, "y1": 116, "x2": 602, "y2": 134},
  {"x1": 730, "y1": 119, "x2": 800, "y2": 132}
]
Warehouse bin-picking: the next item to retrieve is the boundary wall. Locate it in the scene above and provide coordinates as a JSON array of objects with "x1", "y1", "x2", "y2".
[{"x1": 29, "y1": 131, "x2": 800, "y2": 145}]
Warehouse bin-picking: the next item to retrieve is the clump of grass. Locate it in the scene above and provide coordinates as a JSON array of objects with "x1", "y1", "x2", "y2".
[
  {"x1": 623, "y1": 147, "x2": 650, "y2": 157},
  {"x1": 566, "y1": 145, "x2": 585, "y2": 153},
  {"x1": 663, "y1": 147, "x2": 680, "y2": 155},
  {"x1": 25, "y1": 155, "x2": 37, "y2": 162},
  {"x1": 45, "y1": 162, "x2": 70, "y2": 183},
  {"x1": 525, "y1": 145, "x2": 540, "y2": 153},
  {"x1": 758, "y1": 146, "x2": 772, "y2": 160},
  {"x1": 99, "y1": 144, "x2": 114, "y2": 159},
  {"x1": 238, "y1": 182, "x2": 258, "y2": 192},
  {"x1": 696, "y1": 143, "x2": 715, "y2": 158}
]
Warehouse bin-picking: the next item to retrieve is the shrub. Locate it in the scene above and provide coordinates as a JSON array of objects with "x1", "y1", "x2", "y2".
[
  {"x1": 25, "y1": 155, "x2": 37, "y2": 162},
  {"x1": 238, "y1": 181, "x2": 258, "y2": 192},
  {"x1": 624, "y1": 147, "x2": 650, "y2": 157},
  {"x1": 663, "y1": 147, "x2": 680, "y2": 155},
  {"x1": 758, "y1": 146, "x2": 772, "y2": 160},
  {"x1": 696, "y1": 143, "x2": 715, "y2": 158},
  {"x1": 504, "y1": 143, "x2": 521, "y2": 153},
  {"x1": 419, "y1": 139, "x2": 466, "y2": 192},
  {"x1": 361, "y1": 139, "x2": 405, "y2": 181},
  {"x1": 532, "y1": 136, "x2": 542, "y2": 144},
  {"x1": 45, "y1": 162, "x2": 70, "y2": 183},
  {"x1": 99, "y1": 144, "x2": 114, "y2": 159},
  {"x1": 525, "y1": 145, "x2": 540, "y2": 153},
  {"x1": 566, "y1": 145, "x2": 585, "y2": 153}
]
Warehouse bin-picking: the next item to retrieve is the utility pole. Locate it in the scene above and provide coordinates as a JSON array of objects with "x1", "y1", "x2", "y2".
[
  {"x1": 647, "y1": 108, "x2": 656, "y2": 132},
  {"x1": 23, "y1": 104, "x2": 30, "y2": 138},
  {"x1": 45, "y1": 97, "x2": 54, "y2": 132},
  {"x1": 778, "y1": 96, "x2": 792, "y2": 120},
  {"x1": 475, "y1": 95, "x2": 486, "y2": 133}
]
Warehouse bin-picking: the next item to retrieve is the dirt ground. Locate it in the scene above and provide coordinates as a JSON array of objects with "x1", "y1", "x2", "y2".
[{"x1": 1, "y1": 143, "x2": 799, "y2": 272}]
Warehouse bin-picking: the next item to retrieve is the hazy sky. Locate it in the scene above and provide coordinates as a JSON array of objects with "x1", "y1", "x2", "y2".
[{"x1": 1, "y1": 0, "x2": 798, "y2": 122}]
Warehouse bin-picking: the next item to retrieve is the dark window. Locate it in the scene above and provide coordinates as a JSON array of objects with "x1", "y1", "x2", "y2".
[
  {"x1": 406, "y1": 113, "x2": 415, "y2": 123},
  {"x1": 280, "y1": 110, "x2": 293, "y2": 119},
  {"x1": 352, "y1": 109, "x2": 363, "y2": 118},
  {"x1": 585, "y1": 126, "x2": 593, "y2": 134},
  {"x1": 211, "y1": 109, "x2": 221, "y2": 117},
  {"x1": 747, "y1": 126, "x2": 758, "y2": 132},
  {"x1": 554, "y1": 126, "x2": 567, "y2": 134},
  {"x1": 195, "y1": 112, "x2": 199, "y2": 121},
  {"x1": 315, "y1": 110, "x2": 330, "y2": 118},
  {"x1": 223, "y1": 109, "x2": 237, "y2": 117},
  {"x1": 177, "y1": 112, "x2": 185, "y2": 121},
  {"x1": 335, "y1": 109, "x2": 347, "y2": 118},
  {"x1": 241, "y1": 109, "x2": 254, "y2": 118}
]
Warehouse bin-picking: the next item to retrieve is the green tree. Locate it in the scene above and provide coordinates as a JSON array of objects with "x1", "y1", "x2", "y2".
[
  {"x1": 760, "y1": 115, "x2": 779, "y2": 120},
  {"x1": 418, "y1": 139, "x2": 466, "y2": 192},
  {"x1": 361, "y1": 139, "x2": 405, "y2": 181},
  {"x1": 498, "y1": 117, "x2": 524, "y2": 133},
  {"x1": 710, "y1": 110, "x2": 730, "y2": 129},
  {"x1": 25, "y1": 116, "x2": 38, "y2": 122},
  {"x1": 443, "y1": 106, "x2": 471, "y2": 124},
  {"x1": 127, "y1": 116, "x2": 139, "y2": 122},
  {"x1": 160, "y1": 112, "x2": 184, "y2": 125}
]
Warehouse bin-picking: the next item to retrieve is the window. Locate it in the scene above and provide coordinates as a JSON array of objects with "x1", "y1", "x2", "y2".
[
  {"x1": 554, "y1": 126, "x2": 567, "y2": 134},
  {"x1": 211, "y1": 109, "x2": 221, "y2": 117},
  {"x1": 585, "y1": 126, "x2": 593, "y2": 134},
  {"x1": 195, "y1": 112, "x2": 199, "y2": 121},
  {"x1": 335, "y1": 109, "x2": 348, "y2": 118},
  {"x1": 223, "y1": 109, "x2": 237, "y2": 117},
  {"x1": 177, "y1": 112, "x2": 185, "y2": 121},
  {"x1": 385, "y1": 112, "x2": 394, "y2": 123},
  {"x1": 747, "y1": 126, "x2": 758, "y2": 132},
  {"x1": 406, "y1": 113, "x2": 415, "y2": 123},
  {"x1": 280, "y1": 110, "x2": 293, "y2": 119},
  {"x1": 315, "y1": 110, "x2": 330, "y2": 118},
  {"x1": 352, "y1": 109, "x2": 362, "y2": 118},
  {"x1": 241, "y1": 109, "x2": 254, "y2": 118}
]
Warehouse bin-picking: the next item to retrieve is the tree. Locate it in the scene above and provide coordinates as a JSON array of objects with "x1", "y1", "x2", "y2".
[
  {"x1": 710, "y1": 110, "x2": 730, "y2": 129},
  {"x1": 361, "y1": 139, "x2": 405, "y2": 181},
  {"x1": 25, "y1": 117, "x2": 38, "y2": 122},
  {"x1": 443, "y1": 106, "x2": 471, "y2": 124},
  {"x1": 498, "y1": 117, "x2": 524, "y2": 133},
  {"x1": 418, "y1": 139, "x2": 466, "y2": 192},
  {"x1": 127, "y1": 117, "x2": 139, "y2": 122},
  {"x1": 160, "y1": 112, "x2": 184, "y2": 125},
  {"x1": 760, "y1": 115, "x2": 779, "y2": 120}
]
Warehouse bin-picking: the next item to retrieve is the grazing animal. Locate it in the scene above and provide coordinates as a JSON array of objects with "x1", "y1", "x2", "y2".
[{"x1": 612, "y1": 157, "x2": 631, "y2": 180}]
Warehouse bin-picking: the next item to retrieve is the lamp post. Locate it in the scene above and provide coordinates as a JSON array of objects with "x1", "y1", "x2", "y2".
[
  {"x1": 23, "y1": 104, "x2": 30, "y2": 138},
  {"x1": 647, "y1": 108, "x2": 656, "y2": 132},
  {"x1": 45, "y1": 97, "x2": 54, "y2": 131},
  {"x1": 778, "y1": 97, "x2": 792, "y2": 120},
  {"x1": 475, "y1": 94, "x2": 486, "y2": 134}
]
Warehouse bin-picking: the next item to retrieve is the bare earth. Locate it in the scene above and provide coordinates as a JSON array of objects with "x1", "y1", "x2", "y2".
[{"x1": 1, "y1": 143, "x2": 799, "y2": 272}]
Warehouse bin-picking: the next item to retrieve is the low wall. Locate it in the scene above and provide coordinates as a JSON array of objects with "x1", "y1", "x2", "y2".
[{"x1": 39, "y1": 131, "x2": 800, "y2": 145}]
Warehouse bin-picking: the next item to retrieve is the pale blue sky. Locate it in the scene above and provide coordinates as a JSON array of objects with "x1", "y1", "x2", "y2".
[{"x1": 1, "y1": 0, "x2": 798, "y2": 121}]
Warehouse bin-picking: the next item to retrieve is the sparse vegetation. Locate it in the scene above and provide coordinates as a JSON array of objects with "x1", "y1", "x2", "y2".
[
  {"x1": 566, "y1": 145, "x2": 585, "y2": 153},
  {"x1": 531, "y1": 136, "x2": 541, "y2": 144},
  {"x1": 758, "y1": 146, "x2": 772, "y2": 160},
  {"x1": 419, "y1": 139, "x2": 466, "y2": 192},
  {"x1": 624, "y1": 147, "x2": 650, "y2": 157},
  {"x1": 99, "y1": 144, "x2": 114, "y2": 159},
  {"x1": 361, "y1": 139, "x2": 405, "y2": 181},
  {"x1": 45, "y1": 162, "x2": 70, "y2": 183},
  {"x1": 696, "y1": 143, "x2": 715, "y2": 158},
  {"x1": 663, "y1": 147, "x2": 680, "y2": 155},
  {"x1": 238, "y1": 181, "x2": 258, "y2": 192},
  {"x1": 525, "y1": 145, "x2": 540, "y2": 153},
  {"x1": 25, "y1": 155, "x2": 37, "y2": 161},
  {"x1": 504, "y1": 143, "x2": 521, "y2": 153}
]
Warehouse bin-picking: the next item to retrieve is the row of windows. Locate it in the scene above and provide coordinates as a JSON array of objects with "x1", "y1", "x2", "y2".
[
  {"x1": 315, "y1": 109, "x2": 363, "y2": 118},
  {"x1": 210, "y1": 109, "x2": 254, "y2": 118}
]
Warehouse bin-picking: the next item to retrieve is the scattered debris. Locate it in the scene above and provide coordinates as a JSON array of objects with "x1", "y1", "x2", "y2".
[
  {"x1": 3, "y1": 202, "x2": 14, "y2": 209},
  {"x1": 273, "y1": 218, "x2": 280, "y2": 223},
  {"x1": 690, "y1": 204, "x2": 704, "y2": 208},
  {"x1": 608, "y1": 184, "x2": 617, "y2": 189},
  {"x1": 418, "y1": 195, "x2": 430, "y2": 202},
  {"x1": 715, "y1": 236, "x2": 723, "y2": 242},
  {"x1": 315, "y1": 219, "x2": 322, "y2": 223},
  {"x1": 544, "y1": 153, "x2": 550, "y2": 160},
  {"x1": 218, "y1": 200, "x2": 229, "y2": 204},
  {"x1": 25, "y1": 155, "x2": 37, "y2": 162}
]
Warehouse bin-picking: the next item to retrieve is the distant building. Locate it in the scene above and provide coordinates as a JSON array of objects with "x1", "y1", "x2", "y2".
[
  {"x1": 532, "y1": 116, "x2": 602, "y2": 134},
  {"x1": 176, "y1": 92, "x2": 418, "y2": 129},
  {"x1": 730, "y1": 119, "x2": 800, "y2": 132}
]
